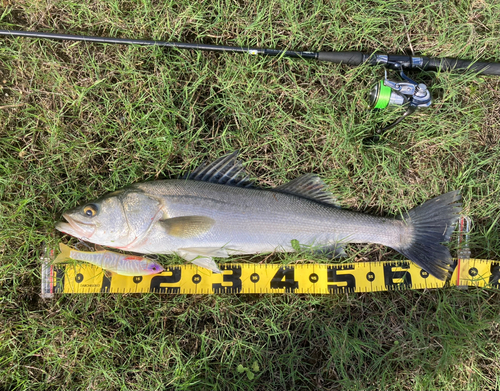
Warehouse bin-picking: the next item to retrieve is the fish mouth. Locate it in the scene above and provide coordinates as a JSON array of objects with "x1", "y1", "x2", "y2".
[{"x1": 55, "y1": 213, "x2": 96, "y2": 239}]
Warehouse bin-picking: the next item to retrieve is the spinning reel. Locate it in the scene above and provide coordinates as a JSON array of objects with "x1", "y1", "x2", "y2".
[{"x1": 367, "y1": 61, "x2": 432, "y2": 141}]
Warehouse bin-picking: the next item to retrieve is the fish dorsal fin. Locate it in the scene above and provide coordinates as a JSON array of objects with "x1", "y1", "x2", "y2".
[
  {"x1": 184, "y1": 151, "x2": 254, "y2": 187},
  {"x1": 273, "y1": 174, "x2": 340, "y2": 207}
]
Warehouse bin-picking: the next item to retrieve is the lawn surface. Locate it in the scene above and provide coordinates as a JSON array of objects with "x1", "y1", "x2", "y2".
[{"x1": 1, "y1": 1, "x2": 500, "y2": 390}]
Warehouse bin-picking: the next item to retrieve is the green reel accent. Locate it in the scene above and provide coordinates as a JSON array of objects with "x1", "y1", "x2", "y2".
[{"x1": 372, "y1": 80, "x2": 392, "y2": 109}]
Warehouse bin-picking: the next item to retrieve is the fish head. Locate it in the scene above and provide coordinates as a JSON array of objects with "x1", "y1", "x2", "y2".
[
  {"x1": 56, "y1": 187, "x2": 165, "y2": 249},
  {"x1": 56, "y1": 191, "x2": 132, "y2": 247}
]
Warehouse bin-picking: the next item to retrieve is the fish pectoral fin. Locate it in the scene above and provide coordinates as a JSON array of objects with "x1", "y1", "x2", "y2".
[
  {"x1": 158, "y1": 216, "x2": 215, "y2": 238},
  {"x1": 177, "y1": 249, "x2": 222, "y2": 274}
]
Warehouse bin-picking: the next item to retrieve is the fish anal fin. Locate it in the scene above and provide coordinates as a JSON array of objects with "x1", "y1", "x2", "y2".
[
  {"x1": 273, "y1": 174, "x2": 340, "y2": 207},
  {"x1": 159, "y1": 216, "x2": 215, "y2": 238},
  {"x1": 312, "y1": 244, "x2": 347, "y2": 259}
]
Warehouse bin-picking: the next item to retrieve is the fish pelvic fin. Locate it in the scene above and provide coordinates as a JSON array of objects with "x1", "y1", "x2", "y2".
[
  {"x1": 395, "y1": 190, "x2": 462, "y2": 281},
  {"x1": 54, "y1": 243, "x2": 72, "y2": 264},
  {"x1": 177, "y1": 248, "x2": 225, "y2": 273},
  {"x1": 190, "y1": 257, "x2": 222, "y2": 274}
]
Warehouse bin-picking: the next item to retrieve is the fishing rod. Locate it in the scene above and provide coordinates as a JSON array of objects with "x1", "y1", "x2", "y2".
[{"x1": 2, "y1": 29, "x2": 500, "y2": 133}]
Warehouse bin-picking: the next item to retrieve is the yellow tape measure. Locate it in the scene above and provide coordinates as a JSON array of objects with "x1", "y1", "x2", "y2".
[{"x1": 41, "y1": 257, "x2": 500, "y2": 296}]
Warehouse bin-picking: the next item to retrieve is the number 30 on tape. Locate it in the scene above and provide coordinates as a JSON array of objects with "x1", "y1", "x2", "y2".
[{"x1": 41, "y1": 259, "x2": 500, "y2": 296}]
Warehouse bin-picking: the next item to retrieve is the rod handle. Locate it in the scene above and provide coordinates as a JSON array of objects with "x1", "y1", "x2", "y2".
[{"x1": 422, "y1": 57, "x2": 500, "y2": 75}]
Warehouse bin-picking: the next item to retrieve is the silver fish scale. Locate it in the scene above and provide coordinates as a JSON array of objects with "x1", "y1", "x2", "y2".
[{"x1": 129, "y1": 180, "x2": 406, "y2": 254}]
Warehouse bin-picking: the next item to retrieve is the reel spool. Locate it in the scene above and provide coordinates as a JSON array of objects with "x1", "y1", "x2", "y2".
[{"x1": 366, "y1": 65, "x2": 432, "y2": 142}]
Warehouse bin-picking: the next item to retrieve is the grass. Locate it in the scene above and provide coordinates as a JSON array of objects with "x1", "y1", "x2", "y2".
[{"x1": 1, "y1": 0, "x2": 500, "y2": 389}]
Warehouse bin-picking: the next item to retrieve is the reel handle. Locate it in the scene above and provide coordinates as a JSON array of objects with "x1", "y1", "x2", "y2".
[{"x1": 363, "y1": 106, "x2": 416, "y2": 145}]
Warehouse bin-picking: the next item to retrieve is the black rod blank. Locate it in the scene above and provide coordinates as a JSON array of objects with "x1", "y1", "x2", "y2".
[
  {"x1": 1, "y1": 29, "x2": 500, "y2": 75},
  {"x1": 0, "y1": 29, "x2": 318, "y2": 59}
]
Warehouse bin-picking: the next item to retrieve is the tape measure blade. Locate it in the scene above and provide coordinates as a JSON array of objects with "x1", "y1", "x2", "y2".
[
  {"x1": 457, "y1": 259, "x2": 492, "y2": 287},
  {"x1": 46, "y1": 258, "x2": 500, "y2": 295}
]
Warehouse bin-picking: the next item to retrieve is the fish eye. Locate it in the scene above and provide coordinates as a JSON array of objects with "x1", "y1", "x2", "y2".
[{"x1": 83, "y1": 204, "x2": 98, "y2": 217}]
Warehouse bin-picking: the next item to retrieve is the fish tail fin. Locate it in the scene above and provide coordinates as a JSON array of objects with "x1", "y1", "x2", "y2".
[
  {"x1": 396, "y1": 190, "x2": 462, "y2": 281},
  {"x1": 54, "y1": 243, "x2": 72, "y2": 263}
]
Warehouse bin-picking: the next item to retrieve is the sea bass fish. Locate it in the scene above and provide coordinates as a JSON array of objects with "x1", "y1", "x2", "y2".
[
  {"x1": 54, "y1": 243, "x2": 165, "y2": 276},
  {"x1": 56, "y1": 152, "x2": 462, "y2": 280}
]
